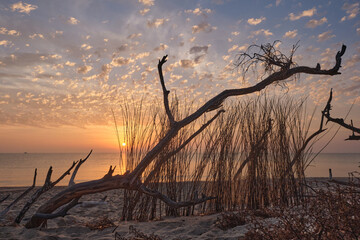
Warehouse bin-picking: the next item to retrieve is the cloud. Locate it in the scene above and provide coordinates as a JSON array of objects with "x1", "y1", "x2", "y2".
[
  {"x1": 341, "y1": 3, "x2": 359, "y2": 21},
  {"x1": 344, "y1": 54, "x2": 360, "y2": 69},
  {"x1": 67, "y1": 17, "x2": 79, "y2": 25},
  {"x1": 147, "y1": 18, "x2": 168, "y2": 28},
  {"x1": 283, "y1": 29, "x2": 298, "y2": 38},
  {"x1": 317, "y1": 30, "x2": 335, "y2": 42},
  {"x1": 189, "y1": 45, "x2": 208, "y2": 54},
  {"x1": 81, "y1": 43, "x2": 92, "y2": 50},
  {"x1": 29, "y1": 33, "x2": 44, "y2": 39},
  {"x1": 357, "y1": 28, "x2": 360, "y2": 35},
  {"x1": 138, "y1": 0, "x2": 154, "y2": 6},
  {"x1": 289, "y1": 7, "x2": 316, "y2": 21},
  {"x1": 127, "y1": 33, "x2": 142, "y2": 39},
  {"x1": 153, "y1": 43, "x2": 168, "y2": 51},
  {"x1": 231, "y1": 31, "x2": 240, "y2": 36},
  {"x1": 185, "y1": 7, "x2": 212, "y2": 16},
  {"x1": 111, "y1": 57, "x2": 133, "y2": 66},
  {"x1": 139, "y1": 8, "x2": 150, "y2": 15},
  {"x1": 10, "y1": 1, "x2": 38, "y2": 14},
  {"x1": 306, "y1": 17, "x2": 327, "y2": 28},
  {"x1": 276, "y1": 0, "x2": 281, "y2": 6},
  {"x1": 247, "y1": 17, "x2": 266, "y2": 25},
  {"x1": 179, "y1": 59, "x2": 196, "y2": 68},
  {"x1": 0, "y1": 40, "x2": 12, "y2": 47},
  {"x1": 249, "y1": 29, "x2": 273, "y2": 38},
  {"x1": 228, "y1": 45, "x2": 239, "y2": 52},
  {"x1": 77, "y1": 65, "x2": 92, "y2": 74},
  {"x1": 0, "y1": 27, "x2": 21, "y2": 36},
  {"x1": 192, "y1": 22, "x2": 217, "y2": 34}
]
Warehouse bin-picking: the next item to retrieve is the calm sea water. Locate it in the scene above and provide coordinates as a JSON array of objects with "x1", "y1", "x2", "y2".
[{"x1": 0, "y1": 152, "x2": 359, "y2": 187}]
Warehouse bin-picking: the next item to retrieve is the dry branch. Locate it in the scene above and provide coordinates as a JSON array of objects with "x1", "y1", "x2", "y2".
[
  {"x1": 0, "y1": 168, "x2": 37, "y2": 219},
  {"x1": 25, "y1": 43, "x2": 347, "y2": 228}
]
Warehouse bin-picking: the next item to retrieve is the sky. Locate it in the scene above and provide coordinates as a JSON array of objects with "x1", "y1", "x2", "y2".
[{"x1": 0, "y1": 0, "x2": 359, "y2": 153}]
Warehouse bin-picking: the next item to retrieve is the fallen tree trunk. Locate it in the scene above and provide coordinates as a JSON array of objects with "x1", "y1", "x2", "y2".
[{"x1": 25, "y1": 43, "x2": 347, "y2": 228}]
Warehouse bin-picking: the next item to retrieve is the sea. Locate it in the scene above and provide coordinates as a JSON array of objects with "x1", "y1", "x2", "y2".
[{"x1": 0, "y1": 152, "x2": 359, "y2": 187}]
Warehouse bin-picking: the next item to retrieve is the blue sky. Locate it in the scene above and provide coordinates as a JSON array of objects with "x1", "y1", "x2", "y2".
[{"x1": 0, "y1": 0, "x2": 359, "y2": 152}]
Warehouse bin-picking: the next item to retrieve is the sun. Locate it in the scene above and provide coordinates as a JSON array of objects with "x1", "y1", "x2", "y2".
[{"x1": 122, "y1": 142, "x2": 126, "y2": 147}]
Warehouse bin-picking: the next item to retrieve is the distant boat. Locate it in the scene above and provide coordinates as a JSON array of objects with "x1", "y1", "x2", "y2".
[{"x1": 24, "y1": 152, "x2": 28, "y2": 154}]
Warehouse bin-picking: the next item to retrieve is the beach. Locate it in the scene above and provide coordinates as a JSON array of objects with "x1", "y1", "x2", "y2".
[
  {"x1": 1, "y1": 177, "x2": 352, "y2": 240},
  {"x1": 0, "y1": 186, "x2": 258, "y2": 240}
]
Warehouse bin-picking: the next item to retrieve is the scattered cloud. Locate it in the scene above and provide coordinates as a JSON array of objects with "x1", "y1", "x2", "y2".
[
  {"x1": 127, "y1": 33, "x2": 142, "y2": 39},
  {"x1": 306, "y1": 17, "x2": 327, "y2": 28},
  {"x1": 77, "y1": 65, "x2": 92, "y2": 74},
  {"x1": 185, "y1": 7, "x2": 212, "y2": 16},
  {"x1": 111, "y1": 57, "x2": 133, "y2": 66},
  {"x1": 190, "y1": 45, "x2": 208, "y2": 54},
  {"x1": 231, "y1": 31, "x2": 240, "y2": 36},
  {"x1": 138, "y1": 0, "x2": 154, "y2": 7},
  {"x1": 341, "y1": 3, "x2": 359, "y2": 21},
  {"x1": 289, "y1": 7, "x2": 316, "y2": 21},
  {"x1": 276, "y1": 0, "x2": 281, "y2": 6},
  {"x1": 67, "y1": 17, "x2": 79, "y2": 25},
  {"x1": 228, "y1": 45, "x2": 239, "y2": 52},
  {"x1": 357, "y1": 28, "x2": 360, "y2": 35},
  {"x1": 249, "y1": 29, "x2": 273, "y2": 38},
  {"x1": 10, "y1": 1, "x2": 38, "y2": 14},
  {"x1": 0, "y1": 40, "x2": 12, "y2": 47},
  {"x1": 179, "y1": 59, "x2": 196, "y2": 68},
  {"x1": 0, "y1": 27, "x2": 21, "y2": 36},
  {"x1": 317, "y1": 30, "x2": 335, "y2": 42},
  {"x1": 139, "y1": 8, "x2": 150, "y2": 15},
  {"x1": 153, "y1": 43, "x2": 168, "y2": 51},
  {"x1": 283, "y1": 29, "x2": 298, "y2": 38},
  {"x1": 192, "y1": 22, "x2": 217, "y2": 34},
  {"x1": 81, "y1": 43, "x2": 92, "y2": 50},
  {"x1": 29, "y1": 33, "x2": 44, "y2": 39},
  {"x1": 247, "y1": 17, "x2": 266, "y2": 25},
  {"x1": 147, "y1": 18, "x2": 168, "y2": 28}
]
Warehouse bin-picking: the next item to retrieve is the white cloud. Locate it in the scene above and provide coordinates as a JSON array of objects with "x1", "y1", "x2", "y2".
[
  {"x1": 77, "y1": 65, "x2": 92, "y2": 74},
  {"x1": 306, "y1": 17, "x2": 327, "y2": 28},
  {"x1": 192, "y1": 22, "x2": 217, "y2": 34},
  {"x1": 228, "y1": 45, "x2": 239, "y2": 52},
  {"x1": 147, "y1": 18, "x2": 168, "y2": 28},
  {"x1": 0, "y1": 27, "x2": 21, "y2": 36},
  {"x1": 138, "y1": 0, "x2": 154, "y2": 7},
  {"x1": 127, "y1": 33, "x2": 142, "y2": 39},
  {"x1": 249, "y1": 29, "x2": 273, "y2": 38},
  {"x1": 231, "y1": 31, "x2": 240, "y2": 36},
  {"x1": 67, "y1": 17, "x2": 79, "y2": 25},
  {"x1": 185, "y1": 7, "x2": 212, "y2": 16},
  {"x1": 154, "y1": 43, "x2": 168, "y2": 51},
  {"x1": 81, "y1": 44, "x2": 92, "y2": 50},
  {"x1": 357, "y1": 28, "x2": 360, "y2": 35},
  {"x1": 289, "y1": 7, "x2": 316, "y2": 21},
  {"x1": 276, "y1": 0, "x2": 281, "y2": 6},
  {"x1": 247, "y1": 17, "x2": 266, "y2": 25},
  {"x1": 10, "y1": 1, "x2": 38, "y2": 14},
  {"x1": 283, "y1": 29, "x2": 298, "y2": 38},
  {"x1": 0, "y1": 40, "x2": 12, "y2": 47},
  {"x1": 317, "y1": 30, "x2": 335, "y2": 42},
  {"x1": 29, "y1": 33, "x2": 44, "y2": 39},
  {"x1": 139, "y1": 8, "x2": 150, "y2": 15},
  {"x1": 341, "y1": 3, "x2": 359, "y2": 21}
]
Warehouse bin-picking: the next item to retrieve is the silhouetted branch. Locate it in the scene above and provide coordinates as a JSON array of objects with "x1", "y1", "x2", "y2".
[
  {"x1": 69, "y1": 150, "x2": 92, "y2": 186},
  {"x1": 0, "y1": 168, "x2": 37, "y2": 219},
  {"x1": 323, "y1": 89, "x2": 360, "y2": 140}
]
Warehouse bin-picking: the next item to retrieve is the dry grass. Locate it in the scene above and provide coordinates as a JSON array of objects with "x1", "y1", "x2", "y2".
[{"x1": 115, "y1": 94, "x2": 318, "y2": 220}]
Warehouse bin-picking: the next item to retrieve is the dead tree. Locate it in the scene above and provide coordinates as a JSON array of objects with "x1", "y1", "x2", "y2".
[
  {"x1": 322, "y1": 88, "x2": 360, "y2": 140},
  {"x1": 25, "y1": 43, "x2": 347, "y2": 228}
]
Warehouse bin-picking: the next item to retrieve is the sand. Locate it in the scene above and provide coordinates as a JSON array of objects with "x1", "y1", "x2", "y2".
[
  {"x1": 0, "y1": 186, "x2": 263, "y2": 240},
  {"x1": 0, "y1": 178, "x2": 344, "y2": 239}
]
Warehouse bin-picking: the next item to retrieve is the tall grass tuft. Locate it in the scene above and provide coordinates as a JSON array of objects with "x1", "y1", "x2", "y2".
[{"x1": 115, "y1": 94, "x2": 318, "y2": 220}]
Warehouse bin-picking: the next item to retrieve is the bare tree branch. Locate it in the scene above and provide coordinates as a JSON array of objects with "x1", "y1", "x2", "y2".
[
  {"x1": 69, "y1": 150, "x2": 92, "y2": 186},
  {"x1": 158, "y1": 55, "x2": 175, "y2": 126},
  {"x1": 15, "y1": 160, "x2": 78, "y2": 224},
  {"x1": 129, "y1": 45, "x2": 347, "y2": 183},
  {"x1": 0, "y1": 194, "x2": 10, "y2": 204},
  {"x1": 139, "y1": 185, "x2": 216, "y2": 209},
  {"x1": 323, "y1": 89, "x2": 360, "y2": 140},
  {"x1": 0, "y1": 168, "x2": 37, "y2": 219}
]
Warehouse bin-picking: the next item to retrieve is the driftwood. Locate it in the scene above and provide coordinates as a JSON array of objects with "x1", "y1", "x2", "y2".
[
  {"x1": 322, "y1": 89, "x2": 360, "y2": 140},
  {"x1": 0, "y1": 168, "x2": 37, "y2": 219},
  {"x1": 25, "y1": 43, "x2": 347, "y2": 228}
]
